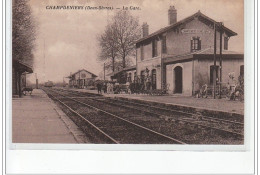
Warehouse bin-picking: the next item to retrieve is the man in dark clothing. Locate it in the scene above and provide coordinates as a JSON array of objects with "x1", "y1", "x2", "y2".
[
  {"x1": 97, "y1": 83, "x2": 102, "y2": 94},
  {"x1": 103, "y1": 83, "x2": 107, "y2": 93}
]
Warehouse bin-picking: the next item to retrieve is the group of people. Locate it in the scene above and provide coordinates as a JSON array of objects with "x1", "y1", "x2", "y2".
[{"x1": 96, "y1": 82, "x2": 114, "y2": 94}]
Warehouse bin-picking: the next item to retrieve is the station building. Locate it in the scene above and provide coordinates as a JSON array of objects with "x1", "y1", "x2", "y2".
[
  {"x1": 135, "y1": 6, "x2": 244, "y2": 95},
  {"x1": 67, "y1": 69, "x2": 97, "y2": 88}
]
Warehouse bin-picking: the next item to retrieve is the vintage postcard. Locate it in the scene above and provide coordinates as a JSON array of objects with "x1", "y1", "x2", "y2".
[
  {"x1": 11, "y1": 0, "x2": 246, "y2": 147},
  {"x1": 6, "y1": 0, "x2": 257, "y2": 174}
]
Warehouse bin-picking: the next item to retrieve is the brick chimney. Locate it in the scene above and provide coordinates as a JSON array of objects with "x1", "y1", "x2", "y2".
[
  {"x1": 142, "y1": 22, "x2": 149, "y2": 37},
  {"x1": 168, "y1": 6, "x2": 177, "y2": 25}
]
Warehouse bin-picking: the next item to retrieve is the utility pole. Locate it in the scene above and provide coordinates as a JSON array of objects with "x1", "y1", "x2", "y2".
[
  {"x1": 219, "y1": 22, "x2": 223, "y2": 99},
  {"x1": 213, "y1": 22, "x2": 217, "y2": 99},
  {"x1": 104, "y1": 63, "x2": 106, "y2": 80}
]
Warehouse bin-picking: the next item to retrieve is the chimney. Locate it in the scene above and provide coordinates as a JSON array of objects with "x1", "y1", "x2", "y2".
[
  {"x1": 168, "y1": 6, "x2": 177, "y2": 25},
  {"x1": 142, "y1": 22, "x2": 149, "y2": 37}
]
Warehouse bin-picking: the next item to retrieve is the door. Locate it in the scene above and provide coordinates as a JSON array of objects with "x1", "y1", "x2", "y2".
[{"x1": 174, "y1": 66, "x2": 183, "y2": 93}]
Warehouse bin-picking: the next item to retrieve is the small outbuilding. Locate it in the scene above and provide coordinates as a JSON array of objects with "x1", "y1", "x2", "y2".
[
  {"x1": 107, "y1": 66, "x2": 136, "y2": 84},
  {"x1": 67, "y1": 69, "x2": 97, "y2": 88}
]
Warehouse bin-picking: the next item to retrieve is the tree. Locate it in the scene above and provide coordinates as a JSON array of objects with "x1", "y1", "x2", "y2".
[
  {"x1": 97, "y1": 10, "x2": 141, "y2": 73},
  {"x1": 98, "y1": 24, "x2": 118, "y2": 72},
  {"x1": 104, "y1": 57, "x2": 133, "y2": 72},
  {"x1": 12, "y1": 0, "x2": 36, "y2": 66},
  {"x1": 112, "y1": 10, "x2": 141, "y2": 68}
]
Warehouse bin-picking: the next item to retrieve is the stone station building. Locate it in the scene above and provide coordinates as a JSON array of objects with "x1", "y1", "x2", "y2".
[{"x1": 135, "y1": 6, "x2": 244, "y2": 96}]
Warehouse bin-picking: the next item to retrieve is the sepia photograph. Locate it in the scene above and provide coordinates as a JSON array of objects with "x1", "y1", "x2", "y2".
[{"x1": 12, "y1": 0, "x2": 245, "y2": 145}]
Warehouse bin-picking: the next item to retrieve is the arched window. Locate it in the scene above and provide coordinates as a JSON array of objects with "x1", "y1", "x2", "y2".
[
  {"x1": 151, "y1": 69, "x2": 156, "y2": 90},
  {"x1": 134, "y1": 72, "x2": 137, "y2": 82}
]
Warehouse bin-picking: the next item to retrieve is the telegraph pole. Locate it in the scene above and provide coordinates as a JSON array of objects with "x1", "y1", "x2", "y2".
[
  {"x1": 219, "y1": 22, "x2": 223, "y2": 99},
  {"x1": 213, "y1": 22, "x2": 217, "y2": 99}
]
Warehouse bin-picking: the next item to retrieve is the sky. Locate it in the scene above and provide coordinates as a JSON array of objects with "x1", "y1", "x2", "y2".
[{"x1": 27, "y1": 0, "x2": 244, "y2": 83}]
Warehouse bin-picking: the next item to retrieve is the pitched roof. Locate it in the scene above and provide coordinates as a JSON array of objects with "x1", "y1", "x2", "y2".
[
  {"x1": 136, "y1": 11, "x2": 237, "y2": 44},
  {"x1": 67, "y1": 69, "x2": 97, "y2": 78},
  {"x1": 13, "y1": 59, "x2": 33, "y2": 73},
  {"x1": 107, "y1": 65, "x2": 136, "y2": 76},
  {"x1": 163, "y1": 48, "x2": 243, "y2": 64}
]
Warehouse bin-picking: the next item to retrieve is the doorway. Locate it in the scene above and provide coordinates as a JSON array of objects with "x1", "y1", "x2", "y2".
[{"x1": 174, "y1": 66, "x2": 183, "y2": 93}]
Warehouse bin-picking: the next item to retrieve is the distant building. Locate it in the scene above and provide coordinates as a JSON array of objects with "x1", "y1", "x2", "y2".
[
  {"x1": 12, "y1": 59, "x2": 33, "y2": 97},
  {"x1": 136, "y1": 6, "x2": 244, "y2": 95},
  {"x1": 67, "y1": 69, "x2": 97, "y2": 88}
]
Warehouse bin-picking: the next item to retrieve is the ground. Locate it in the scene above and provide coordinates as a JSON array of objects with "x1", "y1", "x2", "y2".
[{"x1": 12, "y1": 89, "x2": 88, "y2": 143}]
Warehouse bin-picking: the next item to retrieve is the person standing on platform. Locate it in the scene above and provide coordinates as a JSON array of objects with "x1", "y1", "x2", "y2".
[
  {"x1": 97, "y1": 83, "x2": 102, "y2": 94},
  {"x1": 103, "y1": 83, "x2": 107, "y2": 93}
]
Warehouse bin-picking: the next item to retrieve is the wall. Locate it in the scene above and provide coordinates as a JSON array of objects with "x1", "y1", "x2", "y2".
[
  {"x1": 194, "y1": 57, "x2": 244, "y2": 91},
  {"x1": 166, "y1": 61, "x2": 193, "y2": 95},
  {"x1": 137, "y1": 39, "x2": 162, "y2": 62},
  {"x1": 75, "y1": 70, "x2": 93, "y2": 80},
  {"x1": 165, "y1": 18, "x2": 229, "y2": 56}
]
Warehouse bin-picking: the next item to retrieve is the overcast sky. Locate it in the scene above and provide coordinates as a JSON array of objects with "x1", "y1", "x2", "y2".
[{"x1": 27, "y1": 0, "x2": 243, "y2": 83}]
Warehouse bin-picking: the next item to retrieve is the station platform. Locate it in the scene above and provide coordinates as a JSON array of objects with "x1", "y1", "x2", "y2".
[
  {"x1": 12, "y1": 89, "x2": 87, "y2": 143},
  {"x1": 66, "y1": 88, "x2": 244, "y2": 115}
]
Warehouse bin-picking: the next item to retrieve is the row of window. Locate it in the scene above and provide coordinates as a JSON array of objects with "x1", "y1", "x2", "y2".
[{"x1": 140, "y1": 36, "x2": 229, "y2": 60}]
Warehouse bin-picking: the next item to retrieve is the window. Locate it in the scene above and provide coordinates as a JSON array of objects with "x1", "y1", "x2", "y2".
[
  {"x1": 152, "y1": 40, "x2": 158, "y2": 57},
  {"x1": 191, "y1": 37, "x2": 201, "y2": 52},
  {"x1": 162, "y1": 36, "x2": 167, "y2": 54},
  {"x1": 210, "y1": 65, "x2": 219, "y2": 84},
  {"x1": 224, "y1": 37, "x2": 228, "y2": 50},
  {"x1": 140, "y1": 45, "x2": 144, "y2": 60},
  {"x1": 134, "y1": 72, "x2": 137, "y2": 82},
  {"x1": 151, "y1": 69, "x2": 156, "y2": 90}
]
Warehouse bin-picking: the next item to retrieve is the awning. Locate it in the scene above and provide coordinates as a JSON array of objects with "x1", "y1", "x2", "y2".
[{"x1": 13, "y1": 59, "x2": 33, "y2": 73}]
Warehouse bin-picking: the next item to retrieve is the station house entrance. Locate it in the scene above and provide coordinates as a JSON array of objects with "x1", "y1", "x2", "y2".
[{"x1": 174, "y1": 66, "x2": 183, "y2": 93}]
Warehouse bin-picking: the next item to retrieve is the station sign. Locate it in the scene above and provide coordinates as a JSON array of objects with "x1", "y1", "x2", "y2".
[{"x1": 181, "y1": 29, "x2": 211, "y2": 34}]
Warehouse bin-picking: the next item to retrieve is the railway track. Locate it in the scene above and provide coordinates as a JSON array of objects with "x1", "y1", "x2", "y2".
[
  {"x1": 96, "y1": 98, "x2": 244, "y2": 135},
  {"x1": 52, "y1": 88, "x2": 244, "y2": 135},
  {"x1": 43, "y1": 87, "x2": 185, "y2": 144},
  {"x1": 45, "y1": 88, "x2": 244, "y2": 144}
]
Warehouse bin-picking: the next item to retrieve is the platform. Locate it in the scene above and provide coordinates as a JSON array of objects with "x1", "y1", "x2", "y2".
[
  {"x1": 67, "y1": 88, "x2": 244, "y2": 115},
  {"x1": 12, "y1": 89, "x2": 88, "y2": 143}
]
